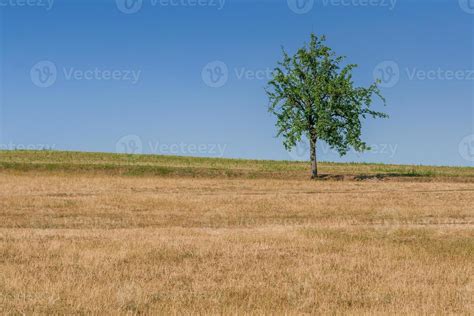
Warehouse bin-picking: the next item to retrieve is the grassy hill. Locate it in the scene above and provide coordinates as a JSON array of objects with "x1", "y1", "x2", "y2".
[{"x1": 1, "y1": 150, "x2": 473, "y2": 181}]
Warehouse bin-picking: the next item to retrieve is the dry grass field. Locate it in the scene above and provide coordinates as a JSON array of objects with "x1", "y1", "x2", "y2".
[{"x1": 0, "y1": 151, "x2": 473, "y2": 314}]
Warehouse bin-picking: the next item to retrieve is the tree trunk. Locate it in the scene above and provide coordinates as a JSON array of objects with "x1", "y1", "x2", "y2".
[{"x1": 310, "y1": 137, "x2": 318, "y2": 179}]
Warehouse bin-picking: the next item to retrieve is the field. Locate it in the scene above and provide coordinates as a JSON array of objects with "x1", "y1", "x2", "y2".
[{"x1": 1, "y1": 151, "x2": 473, "y2": 314}]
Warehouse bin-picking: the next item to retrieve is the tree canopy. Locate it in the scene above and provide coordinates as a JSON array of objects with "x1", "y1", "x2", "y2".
[{"x1": 266, "y1": 33, "x2": 388, "y2": 178}]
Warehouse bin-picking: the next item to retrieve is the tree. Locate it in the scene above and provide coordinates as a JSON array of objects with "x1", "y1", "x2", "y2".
[{"x1": 266, "y1": 34, "x2": 388, "y2": 179}]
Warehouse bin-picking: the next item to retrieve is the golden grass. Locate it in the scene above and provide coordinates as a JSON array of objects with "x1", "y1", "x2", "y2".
[{"x1": 1, "y1": 172, "x2": 473, "y2": 314}]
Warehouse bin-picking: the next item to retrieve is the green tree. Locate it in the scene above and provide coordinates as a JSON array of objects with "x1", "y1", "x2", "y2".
[{"x1": 266, "y1": 34, "x2": 388, "y2": 179}]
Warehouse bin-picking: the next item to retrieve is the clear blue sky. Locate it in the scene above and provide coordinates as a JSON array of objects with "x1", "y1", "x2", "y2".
[{"x1": 0, "y1": 0, "x2": 473, "y2": 166}]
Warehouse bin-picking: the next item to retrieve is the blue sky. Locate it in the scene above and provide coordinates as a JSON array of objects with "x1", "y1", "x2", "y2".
[{"x1": 0, "y1": 0, "x2": 473, "y2": 166}]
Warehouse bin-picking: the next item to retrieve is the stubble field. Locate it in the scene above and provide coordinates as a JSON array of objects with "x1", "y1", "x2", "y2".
[{"x1": 0, "y1": 151, "x2": 473, "y2": 314}]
